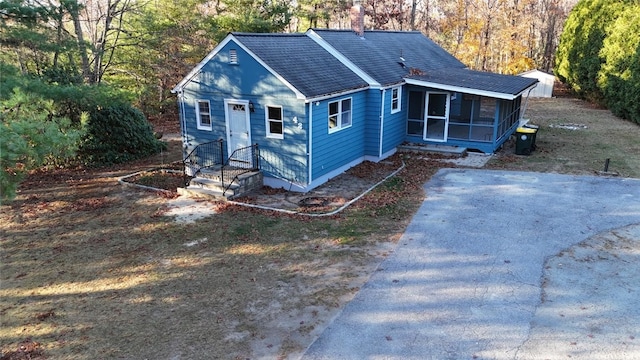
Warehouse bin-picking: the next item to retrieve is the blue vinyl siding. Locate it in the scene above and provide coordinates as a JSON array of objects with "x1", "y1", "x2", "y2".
[
  {"x1": 181, "y1": 88, "x2": 227, "y2": 146},
  {"x1": 254, "y1": 99, "x2": 308, "y2": 183},
  {"x1": 381, "y1": 86, "x2": 408, "y2": 154},
  {"x1": 179, "y1": 40, "x2": 309, "y2": 183},
  {"x1": 311, "y1": 90, "x2": 368, "y2": 179},
  {"x1": 364, "y1": 89, "x2": 381, "y2": 157}
]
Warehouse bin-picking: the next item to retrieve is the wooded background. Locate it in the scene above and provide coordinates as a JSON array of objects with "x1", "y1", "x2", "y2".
[
  {"x1": 2, "y1": 0, "x2": 639, "y2": 202},
  {"x1": 1, "y1": 0, "x2": 578, "y2": 115}
]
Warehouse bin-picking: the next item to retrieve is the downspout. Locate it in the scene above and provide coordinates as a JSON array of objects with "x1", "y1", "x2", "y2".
[
  {"x1": 178, "y1": 90, "x2": 188, "y2": 158},
  {"x1": 519, "y1": 87, "x2": 535, "y2": 123},
  {"x1": 308, "y1": 101, "x2": 313, "y2": 187},
  {"x1": 492, "y1": 99, "x2": 500, "y2": 148},
  {"x1": 379, "y1": 89, "x2": 386, "y2": 158}
]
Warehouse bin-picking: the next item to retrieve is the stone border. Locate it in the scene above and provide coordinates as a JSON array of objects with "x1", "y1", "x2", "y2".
[{"x1": 118, "y1": 168, "x2": 184, "y2": 194}]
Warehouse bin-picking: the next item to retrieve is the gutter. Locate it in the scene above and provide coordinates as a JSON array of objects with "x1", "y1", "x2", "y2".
[
  {"x1": 178, "y1": 90, "x2": 188, "y2": 156},
  {"x1": 519, "y1": 86, "x2": 535, "y2": 122},
  {"x1": 308, "y1": 101, "x2": 313, "y2": 187},
  {"x1": 305, "y1": 86, "x2": 371, "y2": 104}
]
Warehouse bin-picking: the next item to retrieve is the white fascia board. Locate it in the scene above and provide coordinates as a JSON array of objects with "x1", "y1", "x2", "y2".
[
  {"x1": 405, "y1": 78, "x2": 520, "y2": 100},
  {"x1": 305, "y1": 86, "x2": 370, "y2": 103},
  {"x1": 172, "y1": 34, "x2": 306, "y2": 100},
  {"x1": 306, "y1": 29, "x2": 381, "y2": 87},
  {"x1": 514, "y1": 83, "x2": 539, "y2": 99}
]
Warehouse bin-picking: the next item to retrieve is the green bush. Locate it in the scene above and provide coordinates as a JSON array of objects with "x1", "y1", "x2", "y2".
[
  {"x1": 0, "y1": 64, "x2": 167, "y2": 202},
  {"x1": 599, "y1": 8, "x2": 640, "y2": 124},
  {"x1": 78, "y1": 105, "x2": 166, "y2": 165},
  {"x1": 555, "y1": 0, "x2": 640, "y2": 124},
  {"x1": 1, "y1": 89, "x2": 84, "y2": 203}
]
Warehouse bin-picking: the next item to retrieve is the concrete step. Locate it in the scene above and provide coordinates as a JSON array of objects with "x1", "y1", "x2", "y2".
[
  {"x1": 398, "y1": 143, "x2": 467, "y2": 156},
  {"x1": 197, "y1": 168, "x2": 223, "y2": 181},
  {"x1": 189, "y1": 177, "x2": 239, "y2": 194},
  {"x1": 197, "y1": 169, "x2": 261, "y2": 183},
  {"x1": 182, "y1": 170, "x2": 264, "y2": 200},
  {"x1": 177, "y1": 187, "x2": 231, "y2": 201}
]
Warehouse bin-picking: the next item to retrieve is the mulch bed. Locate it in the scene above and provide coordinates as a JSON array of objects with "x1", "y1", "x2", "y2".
[{"x1": 121, "y1": 170, "x2": 186, "y2": 191}]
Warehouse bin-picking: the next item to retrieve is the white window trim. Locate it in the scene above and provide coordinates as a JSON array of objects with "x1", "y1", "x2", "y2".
[
  {"x1": 265, "y1": 105, "x2": 284, "y2": 139},
  {"x1": 328, "y1": 97, "x2": 353, "y2": 134},
  {"x1": 196, "y1": 99, "x2": 212, "y2": 130},
  {"x1": 391, "y1": 86, "x2": 402, "y2": 114}
]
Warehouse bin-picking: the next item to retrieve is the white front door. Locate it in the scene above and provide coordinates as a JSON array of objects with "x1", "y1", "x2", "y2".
[
  {"x1": 224, "y1": 99, "x2": 251, "y2": 164},
  {"x1": 424, "y1": 92, "x2": 450, "y2": 142}
]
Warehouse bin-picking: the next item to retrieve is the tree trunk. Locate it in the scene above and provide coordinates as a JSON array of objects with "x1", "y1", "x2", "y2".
[
  {"x1": 410, "y1": 0, "x2": 417, "y2": 30},
  {"x1": 67, "y1": 0, "x2": 92, "y2": 83}
]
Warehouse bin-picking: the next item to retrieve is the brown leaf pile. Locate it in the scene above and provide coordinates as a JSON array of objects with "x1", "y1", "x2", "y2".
[{"x1": 0, "y1": 339, "x2": 44, "y2": 360}]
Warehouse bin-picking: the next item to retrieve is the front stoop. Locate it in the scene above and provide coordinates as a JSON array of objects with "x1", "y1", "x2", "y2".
[
  {"x1": 398, "y1": 143, "x2": 468, "y2": 156},
  {"x1": 177, "y1": 170, "x2": 263, "y2": 200}
]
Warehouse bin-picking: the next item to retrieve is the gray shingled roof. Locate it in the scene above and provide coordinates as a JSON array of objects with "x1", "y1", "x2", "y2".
[
  {"x1": 233, "y1": 33, "x2": 369, "y2": 98},
  {"x1": 406, "y1": 68, "x2": 539, "y2": 96},
  {"x1": 311, "y1": 29, "x2": 466, "y2": 87}
]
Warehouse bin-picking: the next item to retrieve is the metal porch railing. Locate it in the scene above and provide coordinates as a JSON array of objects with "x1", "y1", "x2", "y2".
[
  {"x1": 183, "y1": 139, "x2": 224, "y2": 184},
  {"x1": 221, "y1": 143, "x2": 260, "y2": 195},
  {"x1": 184, "y1": 140, "x2": 307, "y2": 195}
]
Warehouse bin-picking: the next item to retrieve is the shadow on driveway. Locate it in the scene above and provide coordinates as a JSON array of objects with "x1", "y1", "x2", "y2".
[{"x1": 302, "y1": 169, "x2": 640, "y2": 359}]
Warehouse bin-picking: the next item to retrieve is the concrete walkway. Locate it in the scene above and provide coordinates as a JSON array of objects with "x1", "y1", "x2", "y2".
[{"x1": 302, "y1": 169, "x2": 640, "y2": 359}]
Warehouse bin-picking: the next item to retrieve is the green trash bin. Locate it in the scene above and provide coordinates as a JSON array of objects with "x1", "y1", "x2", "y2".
[{"x1": 515, "y1": 127, "x2": 536, "y2": 155}]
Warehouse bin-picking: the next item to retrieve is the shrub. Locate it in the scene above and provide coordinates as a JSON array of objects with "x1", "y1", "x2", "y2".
[
  {"x1": 78, "y1": 104, "x2": 166, "y2": 165},
  {"x1": 599, "y1": 7, "x2": 640, "y2": 124},
  {"x1": 556, "y1": 0, "x2": 640, "y2": 124},
  {"x1": 1, "y1": 89, "x2": 83, "y2": 203}
]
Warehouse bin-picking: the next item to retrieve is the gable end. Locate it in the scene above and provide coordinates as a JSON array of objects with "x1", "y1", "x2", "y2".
[{"x1": 172, "y1": 35, "x2": 306, "y2": 99}]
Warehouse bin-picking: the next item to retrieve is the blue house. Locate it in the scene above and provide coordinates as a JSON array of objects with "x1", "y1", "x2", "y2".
[{"x1": 172, "y1": 20, "x2": 537, "y2": 193}]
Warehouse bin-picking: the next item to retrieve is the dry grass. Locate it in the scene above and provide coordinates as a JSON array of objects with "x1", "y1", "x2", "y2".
[
  {"x1": 0, "y1": 152, "x2": 428, "y2": 359},
  {"x1": 1, "y1": 97, "x2": 639, "y2": 359},
  {"x1": 488, "y1": 98, "x2": 640, "y2": 178}
]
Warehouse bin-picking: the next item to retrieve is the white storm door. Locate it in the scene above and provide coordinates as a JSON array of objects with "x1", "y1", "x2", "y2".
[
  {"x1": 224, "y1": 99, "x2": 251, "y2": 160},
  {"x1": 424, "y1": 92, "x2": 450, "y2": 142}
]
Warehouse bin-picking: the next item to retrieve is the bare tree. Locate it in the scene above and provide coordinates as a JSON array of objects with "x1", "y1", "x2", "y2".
[{"x1": 61, "y1": 0, "x2": 140, "y2": 84}]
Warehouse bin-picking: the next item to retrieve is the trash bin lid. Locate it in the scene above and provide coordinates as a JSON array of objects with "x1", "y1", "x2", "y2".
[{"x1": 517, "y1": 127, "x2": 537, "y2": 134}]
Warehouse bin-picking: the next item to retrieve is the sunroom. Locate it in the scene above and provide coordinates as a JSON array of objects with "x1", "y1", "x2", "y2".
[{"x1": 403, "y1": 69, "x2": 538, "y2": 153}]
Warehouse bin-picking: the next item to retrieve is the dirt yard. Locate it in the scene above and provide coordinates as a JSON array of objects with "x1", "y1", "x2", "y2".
[{"x1": 1, "y1": 97, "x2": 639, "y2": 359}]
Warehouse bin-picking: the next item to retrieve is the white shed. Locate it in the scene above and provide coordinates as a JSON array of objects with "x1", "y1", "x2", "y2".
[{"x1": 519, "y1": 69, "x2": 555, "y2": 97}]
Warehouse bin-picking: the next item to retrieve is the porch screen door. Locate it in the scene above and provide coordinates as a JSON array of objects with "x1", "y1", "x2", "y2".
[
  {"x1": 225, "y1": 100, "x2": 251, "y2": 166},
  {"x1": 424, "y1": 92, "x2": 450, "y2": 142}
]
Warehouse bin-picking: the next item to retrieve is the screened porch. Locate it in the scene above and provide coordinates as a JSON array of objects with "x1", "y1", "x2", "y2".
[{"x1": 405, "y1": 88, "x2": 523, "y2": 153}]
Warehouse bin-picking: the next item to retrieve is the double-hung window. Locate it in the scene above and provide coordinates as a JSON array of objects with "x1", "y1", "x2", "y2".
[
  {"x1": 196, "y1": 100, "x2": 212, "y2": 130},
  {"x1": 328, "y1": 98, "x2": 352, "y2": 133},
  {"x1": 266, "y1": 105, "x2": 284, "y2": 139},
  {"x1": 391, "y1": 86, "x2": 401, "y2": 113}
]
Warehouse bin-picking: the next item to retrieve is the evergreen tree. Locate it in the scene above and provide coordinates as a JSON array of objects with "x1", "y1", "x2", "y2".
[{"x1": 556, "y1": 0, "x2": 640, "y2": 123}]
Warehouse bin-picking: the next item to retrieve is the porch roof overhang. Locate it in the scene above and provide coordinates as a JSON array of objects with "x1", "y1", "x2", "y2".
[{"x1": 404, "y1": 68, "x2": 539, "y2": 100}]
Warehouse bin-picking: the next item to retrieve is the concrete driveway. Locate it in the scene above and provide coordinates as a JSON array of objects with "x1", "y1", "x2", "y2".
[{"x1": 302, "y1": 169, "x2": 640, "y2": 359}]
